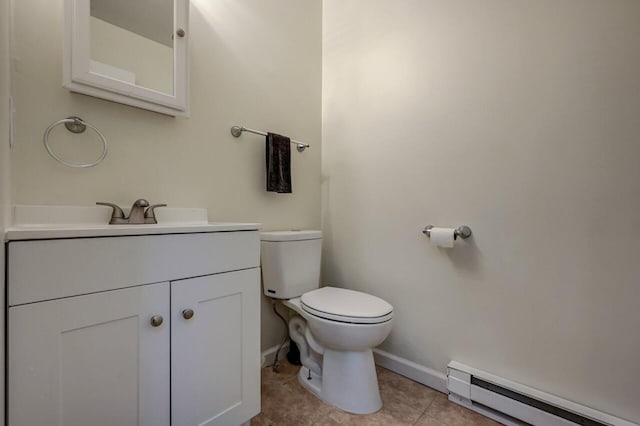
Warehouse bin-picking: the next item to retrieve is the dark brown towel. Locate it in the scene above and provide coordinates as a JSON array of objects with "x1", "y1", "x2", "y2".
[{"x1": 266, "y1": 133, "x2": 292, "y2": 193}]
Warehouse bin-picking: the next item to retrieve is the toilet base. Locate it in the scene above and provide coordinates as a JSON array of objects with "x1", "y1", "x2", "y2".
[
  {"x1": 298, "y1": 349, "x2": 382, "y2": 415},
  {"x1": 298, "y1": 367, "x2": 323, "y2": 397}
]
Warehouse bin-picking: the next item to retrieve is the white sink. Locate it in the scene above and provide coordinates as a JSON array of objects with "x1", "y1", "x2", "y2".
[{"x1": 5, "y1": 205, "x2": 261, "y2": 240}]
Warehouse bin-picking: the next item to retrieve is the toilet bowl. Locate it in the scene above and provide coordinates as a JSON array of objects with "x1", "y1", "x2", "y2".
[
  {"x1": 284, "y1": 288, "x2": 393, "y2": 414},
  {"x1": 261, "y1": 231, "x2": 393, "y2": 414}
]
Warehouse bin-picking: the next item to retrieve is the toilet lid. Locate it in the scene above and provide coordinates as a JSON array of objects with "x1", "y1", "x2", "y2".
[{"x1": 301, "y1": 287, "x2": 393, "y2": 324}]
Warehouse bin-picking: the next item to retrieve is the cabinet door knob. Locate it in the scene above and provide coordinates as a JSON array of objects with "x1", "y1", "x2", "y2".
[
  {"x1": 150, "y1": 315, "x2": 164, "y2": 327},
  {"x1": 182, "y1": 309, "x2": 194, "y2": 320},
  {"x1": 176, "y1": 28, "x2": 186, "y2": 38}
]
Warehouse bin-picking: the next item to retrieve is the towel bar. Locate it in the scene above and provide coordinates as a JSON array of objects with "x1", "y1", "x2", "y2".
[{"x1": 230, "y1": 125, "x2": 310, "y2": 152}]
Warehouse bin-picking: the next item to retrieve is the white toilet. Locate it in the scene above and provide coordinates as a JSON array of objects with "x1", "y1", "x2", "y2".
[{"x1": 261, "y1": 230, "x2": 393, "y2": 414}]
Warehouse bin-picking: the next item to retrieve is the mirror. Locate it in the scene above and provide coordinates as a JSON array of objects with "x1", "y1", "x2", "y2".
[
  {"x1": 89, "y1": 0, "x2": 174, "y2": 95},
  {"x1": 64, "y1": 0, "x2": 189, "y2": 116}
]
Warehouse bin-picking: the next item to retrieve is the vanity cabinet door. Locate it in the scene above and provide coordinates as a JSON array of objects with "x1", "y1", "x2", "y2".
[
  {"x1": 8, "y1": 282, "x2": 171, "y2": 426},
  {"x1": 171, "y1": 268, "x2": 261, "y2": 426}
]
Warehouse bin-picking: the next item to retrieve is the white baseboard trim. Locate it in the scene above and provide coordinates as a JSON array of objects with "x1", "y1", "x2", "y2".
[
  {"x1": 261, "y1": 343, "x2": 290, "y2": 368},
  {"x1": 373, "y1": 348, "x2": 448, "y2": 394}
]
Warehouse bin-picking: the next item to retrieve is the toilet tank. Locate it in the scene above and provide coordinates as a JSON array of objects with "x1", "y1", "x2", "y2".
[{"x1": 260, "y1": 230, "x2": 322, "y2": 299}]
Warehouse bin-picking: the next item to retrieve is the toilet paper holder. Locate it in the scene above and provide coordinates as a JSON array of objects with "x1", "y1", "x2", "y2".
[{"x1": 422, "y1": 225, "x2": 472, "y2": 240}]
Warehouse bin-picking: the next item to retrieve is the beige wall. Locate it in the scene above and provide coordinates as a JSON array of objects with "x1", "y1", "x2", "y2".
[
  {"x1": 10, "y1": 0, "x2": 322, "y2": 350},
  {"x1": 322, "y1": 0, "x2": 640, "y2": 423},
  {"x1": 1, "y1": 0, "x2": 11, "y2": 421},
  {"x1": 1, "y1": 0, "x2": 10, "y2": 223}
]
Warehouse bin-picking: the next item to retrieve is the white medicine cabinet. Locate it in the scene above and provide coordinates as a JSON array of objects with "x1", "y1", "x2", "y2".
[{"x1": 63, "y1": 0, "x2": 189, "y2": 116}]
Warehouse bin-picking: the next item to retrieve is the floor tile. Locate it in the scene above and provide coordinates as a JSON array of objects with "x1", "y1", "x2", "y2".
[
  {"x1": 377, "y1": 366, "x2": 439, "y2": 424},
  {"x1": 414, "y1": 414, "x2": 448, "y2": 426},
  {"x1": 310, "y1": 417, "x2": 343, "y2": 426},
  {"x1": 253, "y1": 359, "x2": 500, "y2": 426},
  {"x1": 261, "y1": 360, "x2": 300, "y2": 385},
  {"x1": 326, "y1": 408, "x2": 412, "y2": 426},
  {"x1": 258, "y1": 378, "x2": 332, "y2": 426},
  {"x1": 251, "y1": 412, "x2": 277, "y2": 426},
  {"x1": 423, "y1": 393, "x2": 502, "y2": 426}
]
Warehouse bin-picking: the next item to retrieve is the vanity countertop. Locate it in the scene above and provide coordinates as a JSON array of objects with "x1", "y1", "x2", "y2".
[
  {"x1": 5, "y1": 222, "x2": 262, "y2": 240},
  {"x1": 5, "y1": 205, "x2": 261, "y2": 241}
]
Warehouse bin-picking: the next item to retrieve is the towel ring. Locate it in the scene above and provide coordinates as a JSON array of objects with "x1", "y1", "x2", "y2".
[{"x1": 43, "y1": 116, "x2": 108, "y2": 168}]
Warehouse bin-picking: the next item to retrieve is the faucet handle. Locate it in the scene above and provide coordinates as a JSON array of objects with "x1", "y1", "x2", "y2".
[
  {"x1": 144, "y1": 204, "x2": 167, "y2": 224},
  {"x1": 96, "y1": 202, "x2": 126, "y2": 224}
]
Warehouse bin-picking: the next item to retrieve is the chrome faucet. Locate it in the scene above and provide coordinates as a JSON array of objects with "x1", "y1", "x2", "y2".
[
  {"x1": 128, "y1": 199, "x2": 149, "y2": 224},
  {"x1": 97, "y1": 199, "x2": 167, "y2": 225}
]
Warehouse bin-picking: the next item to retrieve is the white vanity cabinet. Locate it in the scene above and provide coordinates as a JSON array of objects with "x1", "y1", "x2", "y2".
[{"x1": 6, "y1": 228, "x2": 261, "y2": 426}]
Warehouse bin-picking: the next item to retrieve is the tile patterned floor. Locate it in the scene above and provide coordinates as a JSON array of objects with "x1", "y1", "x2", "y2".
[{"x1": 251, "y1": 359, "x2": 502, "y2": 426}]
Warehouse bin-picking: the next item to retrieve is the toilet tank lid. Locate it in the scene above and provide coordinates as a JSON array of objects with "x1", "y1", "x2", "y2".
[{"x1": 260, "y1": 230, "x2": 322, "y2": 241}]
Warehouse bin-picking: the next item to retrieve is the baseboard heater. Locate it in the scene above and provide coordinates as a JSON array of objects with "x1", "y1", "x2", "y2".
[{"x1": 447, "y1": 361, "x2": 637, "y2": 426}]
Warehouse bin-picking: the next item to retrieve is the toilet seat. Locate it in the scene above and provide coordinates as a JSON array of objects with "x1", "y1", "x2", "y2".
[
  {"x1": 301, "y1": 304, "x2": 393, "y2": 324},
  {"x1": 301, "y1": 287, "x2": 393, "y2": 324}
]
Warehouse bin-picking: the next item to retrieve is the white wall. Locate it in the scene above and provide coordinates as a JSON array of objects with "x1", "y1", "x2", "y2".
[
  {"x1": 322, "y1": 1, "x2": 640, "y2": 423},
  {"x1": 9, "y1": 0, "x2": 322, "y2": 350},
  {"x1": 0, "y1": 0, "x2": 11, "y2": 421}
]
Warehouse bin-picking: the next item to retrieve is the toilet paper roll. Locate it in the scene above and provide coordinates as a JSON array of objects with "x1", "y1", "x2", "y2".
[{"x1": 430, "y1": 227, "x2": 456, "y2": 248}]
